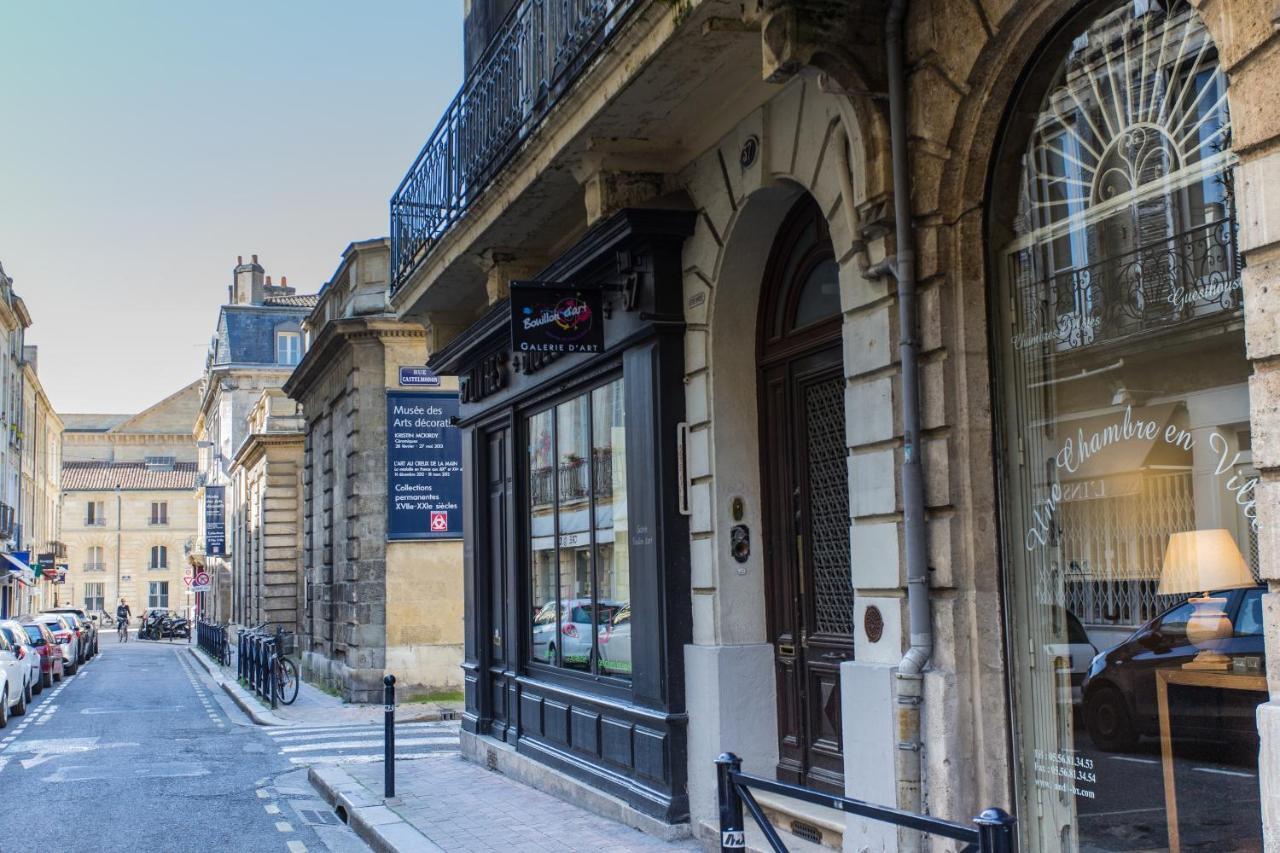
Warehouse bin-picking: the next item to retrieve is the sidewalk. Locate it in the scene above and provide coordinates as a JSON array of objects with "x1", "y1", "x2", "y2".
[
  {"x1": 310, "y1": 755, "x2": 704, "y2": 853},
  {"x1": 186, "y1": 645, "x2": 461, "y2": 727}
]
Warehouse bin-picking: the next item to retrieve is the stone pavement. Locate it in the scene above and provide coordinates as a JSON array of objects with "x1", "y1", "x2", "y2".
[
  {"x1": 188, "y1": 644, "x2": 461, "y2": 727},
  {"x1": 310, "y1": 754, "x2": 704, "y2": 853}
]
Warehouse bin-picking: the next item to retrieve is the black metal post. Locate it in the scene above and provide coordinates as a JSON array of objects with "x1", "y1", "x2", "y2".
[
  {"x1": 716, "y1": 753, "x2": 745, "y2": 851},
  {"x1": 384, "y1": 674, "x2": 396, "y2": 799},
  {"x1": 974, "y1": 808, "x2": 1017, "y2": 853}
]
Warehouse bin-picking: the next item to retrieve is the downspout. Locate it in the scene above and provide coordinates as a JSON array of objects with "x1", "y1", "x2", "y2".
[{"x1": 862, "y1": 0, "x2": 932, "y2": 840}]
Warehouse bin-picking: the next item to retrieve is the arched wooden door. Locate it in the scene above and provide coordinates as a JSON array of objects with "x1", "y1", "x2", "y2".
[{"x1": 757, "y1": 195, "x2": 854, "y2": 793}]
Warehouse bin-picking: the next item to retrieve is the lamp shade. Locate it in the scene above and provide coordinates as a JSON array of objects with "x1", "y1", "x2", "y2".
[{"x1": 1157, "y1": 529, "x2": 1254, "y2": 595}]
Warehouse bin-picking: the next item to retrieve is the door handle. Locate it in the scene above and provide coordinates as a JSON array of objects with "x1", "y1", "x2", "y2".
[{"x1": 820, "y1": 651, "x2": 850, "y2": 661}]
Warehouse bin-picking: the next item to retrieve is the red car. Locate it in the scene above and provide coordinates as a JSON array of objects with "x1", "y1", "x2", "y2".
[{"x1": 19, "y1": 621, "x2": 64, "y2": 687}]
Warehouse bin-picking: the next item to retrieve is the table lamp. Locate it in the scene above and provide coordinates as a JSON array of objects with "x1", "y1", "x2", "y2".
[{"x1": 1157, "y1": 529, "x2": 1255, "y2": 670}]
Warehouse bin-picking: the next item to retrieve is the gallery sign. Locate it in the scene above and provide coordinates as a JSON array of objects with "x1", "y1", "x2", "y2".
[
  {"x1": 387, "y1": 391, "x2": 463, "y2": 540},
  {"x1": 509, "y1": 281, "x2": 603, "y2": 354},
  {"x1": 204, "y1": 485, "x2": 227, "y2": 557}
]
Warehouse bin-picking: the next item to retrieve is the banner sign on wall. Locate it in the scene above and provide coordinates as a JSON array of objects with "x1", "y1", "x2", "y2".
[
  {"x1": 387, "y1": 391, "x2": 463, "y2": 540},
  {"x1": 509, "y1": 281, "x2": 604, "y2": 354},
  {"x1": 205, "y1": 485, "x2": 227, "y2": 557}
]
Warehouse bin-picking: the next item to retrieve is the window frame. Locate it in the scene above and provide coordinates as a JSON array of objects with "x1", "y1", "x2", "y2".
[
  {"x1": 150, "y1": 501, "x2": 169, "y2": 526},
  {"x1": 86, "y1": 500, "x2": 105, "y2": 526},
  {"x1": 149, "y1": 545, "x2": 168, "y2": 570},
  {"x1": 83, "y1": 582, "x2": 104, "y2": 612},
  {"x1": 518, "y1": 366, "x2": 633, "y2": 694},
  {"x1": 148, "y1": 581, "x2": 169, "y2": 609},
  {"x1": 276, "y1": 330, "x2": 303, "y2": 366}
]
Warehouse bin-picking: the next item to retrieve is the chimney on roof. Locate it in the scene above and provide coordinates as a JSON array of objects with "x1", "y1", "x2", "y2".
[{"x1": 232, "y1": 254, "x2": 266, "y2": 305}]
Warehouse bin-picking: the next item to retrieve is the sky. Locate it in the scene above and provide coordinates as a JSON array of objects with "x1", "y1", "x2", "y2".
[{"x1": 0, "y1": 1, "x2": 463, "y2": 414}]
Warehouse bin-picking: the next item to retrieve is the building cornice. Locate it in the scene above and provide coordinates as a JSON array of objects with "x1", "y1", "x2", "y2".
[
  {"x1": 283, "y1": 315, "x2": 426, "y2": 397},
  {"x1": 231, "y1": 430, "x2": 304, "y2": 471}
]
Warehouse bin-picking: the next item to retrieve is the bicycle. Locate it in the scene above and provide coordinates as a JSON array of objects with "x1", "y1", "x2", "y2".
[
  {"x1": 117, "y1": 618, "x2": 129, "y2": 643},
  {"x1": 270, "y1": 628, "x2": 299, "y2": 705}
]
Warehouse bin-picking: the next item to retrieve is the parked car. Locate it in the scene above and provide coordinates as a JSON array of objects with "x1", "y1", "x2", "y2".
[
  {"x1": 0, "y1": 620, "x2": 41, "y2": 697},
  {"x1": 0, "y1": 626, "x2": 30, "y2": 725},
  {"x1": 18, "y1": 619, "x2": 63, "y2": 687},
  {"x1": 1082, "y1": 585, "x2": 1267, "y2": 752},
  {"x1": 44, "y1": 608, "x2": 97, "y2": 657},
  {"x1": 597, "y1": 603, "x2": 632, "y2": 676},
  {"x1": 34, "y1": 614, "x2": 80, "y2": 676}
]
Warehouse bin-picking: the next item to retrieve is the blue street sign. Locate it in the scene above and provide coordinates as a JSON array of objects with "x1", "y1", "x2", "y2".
[
  {"x1": 386, "y1": 391, "x2": 463, "y2": 540},
  {"x1": 399, "y1": 366, "x2": 442, "y2": 387}
]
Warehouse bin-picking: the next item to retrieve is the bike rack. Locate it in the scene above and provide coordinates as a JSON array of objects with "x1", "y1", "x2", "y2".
[
  {"x1": 234, "y1": 626, "x2": 278, "y2": 710},
  {"x1": 715, "y1": 753, "x2": 1017, "y2": 853},
  {"x1": 195, "y1": 621, "x2": 229, "y2": 666}
]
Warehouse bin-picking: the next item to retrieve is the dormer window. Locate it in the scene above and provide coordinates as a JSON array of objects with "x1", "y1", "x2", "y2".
[{"x1": 276, "y1": 331, "x2": 302, "y2": 366}]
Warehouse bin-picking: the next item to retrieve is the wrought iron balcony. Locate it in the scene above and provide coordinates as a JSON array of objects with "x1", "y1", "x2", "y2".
[{"x1": 390, "y1": 0, "x2": 641, "y2": 293}]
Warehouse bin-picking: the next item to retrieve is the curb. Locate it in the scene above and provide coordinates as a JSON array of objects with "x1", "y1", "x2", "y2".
[
  {"x1": 308, "y1": 764, "x2": 444, "y2": 853},
  {"x1": 185, "y1": 647, "x2": 289, "y2": 726}
]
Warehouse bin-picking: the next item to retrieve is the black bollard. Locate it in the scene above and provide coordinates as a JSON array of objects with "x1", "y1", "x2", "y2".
[
  {"x1": 974, "y1": 807, "x2": 1018, "y2": 853},
  {"x1": 384, "y1": 674, "x2": 396, "y2": 799},
  {"x1": 715, "y1": 753, "x2": 745, "y2": 851}
]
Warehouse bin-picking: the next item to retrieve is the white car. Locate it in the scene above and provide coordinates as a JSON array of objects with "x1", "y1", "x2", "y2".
[
  {"x1": 0, "y1": 620, "x2": 40, "y2": 698},
  {"x1": 34, "y1": 615, "x2": 80, "y2": 676},
  {"x1": 0, "y1": 626, "x2": 30, "y2": 726}
]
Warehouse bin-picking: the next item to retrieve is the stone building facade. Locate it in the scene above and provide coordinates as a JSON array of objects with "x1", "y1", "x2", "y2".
[
  {"x1": 60, "y1": 382, "x2": 200, "y2": 618},
  {"x1": 193, "y1": 256, "x2": 315, "y2": 627},
  {"x1": 0, "y1": 265, "x2": 35, "y2": 616},
  {"x1": 383, "y1": 0, "x2": 1280, "y2": 850},
  {"x1": 227, "y1": 388, "x2": 304, "y2": 633},
  {"x1": 285, "y1": 238, "x2": 463, "y2": 703},
  {"x1": 20, "y1": 349, "x2": 64, "y2": 606}
]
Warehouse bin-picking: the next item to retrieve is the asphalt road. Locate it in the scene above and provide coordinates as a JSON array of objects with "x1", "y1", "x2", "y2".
[{"x1": 0, "y1": 631, "x2": 367, "y2": 853}]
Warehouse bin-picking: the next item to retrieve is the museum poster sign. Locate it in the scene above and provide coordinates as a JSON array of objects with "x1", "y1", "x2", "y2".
[
  {"x1": 509, "y1": 281, "x2": 604, "y2": 354},
  {"x1": 205, "y1": 485, "x2": 226, "y2": 557},
  {"x1": 387, "y1": 391, "x2": 463, "y2": 540}
]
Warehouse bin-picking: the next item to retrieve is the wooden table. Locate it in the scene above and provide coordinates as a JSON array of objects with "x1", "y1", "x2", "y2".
[{"x1": 1156, "y1": 667, "x2": 1267, "y2": 852}]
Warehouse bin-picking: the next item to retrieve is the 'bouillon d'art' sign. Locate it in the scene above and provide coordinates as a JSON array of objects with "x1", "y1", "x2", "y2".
[{"x1": 510, "y1": 281, "x2": 604, "y2": 354}]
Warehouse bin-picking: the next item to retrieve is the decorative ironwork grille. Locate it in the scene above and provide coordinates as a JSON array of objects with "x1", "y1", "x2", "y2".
[
  {"x1": 1057, "y1": 471, "x2": 1195, "y2": 626},
  {"x1": 390, "y1": 0, "x2": 641, "y2": 292},
  {"x1": 805, "y1": 376, "x2": 854, "y2": 636}
]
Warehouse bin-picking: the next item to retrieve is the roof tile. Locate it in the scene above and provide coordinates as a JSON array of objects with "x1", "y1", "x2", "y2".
[{"x1": 60, "y1": 461, "x2": 198, "y2": 491}]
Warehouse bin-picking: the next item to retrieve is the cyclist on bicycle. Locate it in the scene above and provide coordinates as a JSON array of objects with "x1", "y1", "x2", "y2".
[{"x1": 116, "y1": 599, "x2": 132, "y2": 639}]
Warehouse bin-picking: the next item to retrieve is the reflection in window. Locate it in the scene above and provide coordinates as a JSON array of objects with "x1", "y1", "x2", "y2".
[
  {"x1": 994, "y1": 2, "x2": 1265, "y2": 851},
  {"x1": 527, "y1": 378, "x2": 629, "y2": 680}
]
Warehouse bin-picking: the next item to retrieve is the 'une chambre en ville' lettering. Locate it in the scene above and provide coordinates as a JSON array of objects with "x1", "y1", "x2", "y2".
[{"x1": 1025, "y1": 405, "x2": 1258, "y2": 551}]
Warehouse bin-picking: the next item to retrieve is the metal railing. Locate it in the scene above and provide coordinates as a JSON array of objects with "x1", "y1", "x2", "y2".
[
  {"x1": 83, "y1": 562, "x2": 106, "y2": 572},
  {"x1": 196, "y1": 620, "x2": 230, "y2": 666},
  {"x1": 238, "y1": 624, "x2": 279, "y2": 710},
  {"x1": 716, "y1": 753, "x2": 1016, "y2": 853},
  {"x1": 390, "y1": 0, "x2": 641, "y2": 292}
]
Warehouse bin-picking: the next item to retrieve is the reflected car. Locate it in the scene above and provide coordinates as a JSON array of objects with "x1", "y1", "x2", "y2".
[
  {"x1": 597, "y1": 603, "x2": 632, "y2": 677},
  {"x1": 0, "y1": 620, "x2": 41, "y2": 698},
  {"x1": 531, "y1": 599, "x2": 625, "y2": 666},
  {"x1": 1041, "y1": 607, "x2": 1098, "y2": 706},
  {"x1": 1081, "y1": 585, "x2": 1267, "y2": 752}
]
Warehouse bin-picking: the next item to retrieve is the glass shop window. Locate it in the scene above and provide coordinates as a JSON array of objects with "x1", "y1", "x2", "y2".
[
  {"x1": 527, "y1": 377, "x2": 630, "y2": 680},
  {"x1": 992, "y1": 1, "x2": 1265, "y2": 850}
]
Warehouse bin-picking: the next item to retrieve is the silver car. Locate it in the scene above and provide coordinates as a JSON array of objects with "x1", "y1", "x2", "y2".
[{"x1": 0, "y1": 627, "x2": 30, "y2": 725}]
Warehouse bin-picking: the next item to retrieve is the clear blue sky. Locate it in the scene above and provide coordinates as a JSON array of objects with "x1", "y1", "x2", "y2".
[{"x1": 0, "y1": 1, "x2": 463, "y2": 414}]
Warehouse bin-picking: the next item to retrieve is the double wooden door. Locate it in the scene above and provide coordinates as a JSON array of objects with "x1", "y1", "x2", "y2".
[{"x1": 760, "y1": 343, "x2": 854, "y2": 793}]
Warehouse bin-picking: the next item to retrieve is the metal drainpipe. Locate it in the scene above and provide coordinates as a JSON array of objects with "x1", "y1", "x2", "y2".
[{"x1": 862, "y1": 0, "x2": 933, "y2": 843}]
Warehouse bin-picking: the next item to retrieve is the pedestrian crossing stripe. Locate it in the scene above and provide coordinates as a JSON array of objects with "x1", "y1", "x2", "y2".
[
  {"x1": 278, "y1": 736, "x2": 457, "y2": 753},
  {"x1": 262, "y1": 721, "x2": 456, "y2": 736}
]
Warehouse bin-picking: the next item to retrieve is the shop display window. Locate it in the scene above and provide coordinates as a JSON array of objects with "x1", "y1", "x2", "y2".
[
  {"x1": 991, "y1": 1, "x2": 1264, "y2": 849},
  {"x1": 527, "y1": 377, "x2": 630, "y2": 681}
]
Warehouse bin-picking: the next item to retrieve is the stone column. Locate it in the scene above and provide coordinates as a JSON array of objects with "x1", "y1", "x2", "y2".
[{"x1": 1219, "y1": 0, "x2": 1280, "y2": 839}]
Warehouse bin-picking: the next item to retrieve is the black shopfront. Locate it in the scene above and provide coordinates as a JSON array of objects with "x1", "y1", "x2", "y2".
[{"x1": 430, "y1": 209, "x2": 694, "y2": 823}]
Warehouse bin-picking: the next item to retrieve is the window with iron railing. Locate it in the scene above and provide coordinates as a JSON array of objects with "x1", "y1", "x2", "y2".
[
  {"x1": 150, "y1": 501, "x2": 169, "y2": 526},
  {"x1": 390, "y1": 0, "x2": 641, "y2": 291},
  {"x1": 86, "y1": 501, "x2": 106, "y2": 526}
]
